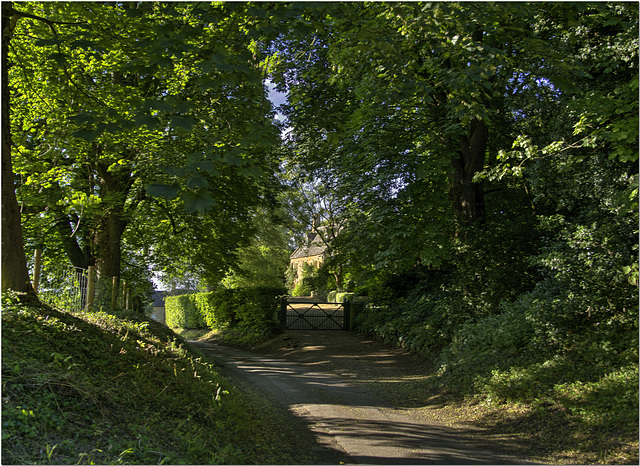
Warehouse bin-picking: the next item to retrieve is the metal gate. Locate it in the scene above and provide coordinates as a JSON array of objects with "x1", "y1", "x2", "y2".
[{"x1": 279, "y1": 298, "x2": 351, "y2": 330}]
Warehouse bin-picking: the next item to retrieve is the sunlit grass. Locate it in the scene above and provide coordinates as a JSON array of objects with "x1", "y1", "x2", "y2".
[{"x1": 1, "y1": 295, "x2": 248, "y2": 464}]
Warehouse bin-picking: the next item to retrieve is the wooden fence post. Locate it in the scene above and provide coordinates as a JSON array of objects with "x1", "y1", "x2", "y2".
[
  {"x1": 122, "y1": 281, "x2": 127, "y2": 308},
  {"x1": 278, "y1": 297, "x2": 287, "y2": 331},
  {"x1": 349, "y1": 302, "x2": 362, "y2": 331},
  {"x1": 111, "y1": 276, "x2": 118, "y2": 309},
  {"x1": 343, "y1": 300, "x2": 351, "y2": 331},
  {"x1": 32, "y1": 249, "x2": 42, "y2": 294},
  {"x1": 86, "y1": 266, "x2": 95, "y2": 311}
]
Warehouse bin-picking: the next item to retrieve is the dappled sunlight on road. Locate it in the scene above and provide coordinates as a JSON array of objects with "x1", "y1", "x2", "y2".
[{"x1": 189, "y1": 339, "x2": 536, "y2": 465}]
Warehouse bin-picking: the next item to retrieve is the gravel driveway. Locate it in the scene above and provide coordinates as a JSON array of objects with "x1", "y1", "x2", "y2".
[{"x1": 189, "y1": 331, "x2": 538, "y2": 464}]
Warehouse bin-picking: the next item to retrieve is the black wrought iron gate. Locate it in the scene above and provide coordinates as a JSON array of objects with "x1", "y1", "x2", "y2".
[{"x1": 279, "y1": 298, "x2": 351, "y2": 330}]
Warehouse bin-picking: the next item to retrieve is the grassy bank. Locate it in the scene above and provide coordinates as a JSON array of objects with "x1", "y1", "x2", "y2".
[{"x1": 1, "y1": 293, "x2": 317, "y2": 465}]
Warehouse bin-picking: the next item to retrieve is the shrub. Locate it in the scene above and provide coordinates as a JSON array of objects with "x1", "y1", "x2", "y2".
[
  {"x1": 232, "y1": 287, "x2": 285, "y2": 328},
  {"x1": 291, "y1": 282, "x2": 312, "y2": 297},
  {"x1": 334, "y1": 292, "x2": 354, "y2": 303},
  {"x1": 165, "y1": 287, "x2": 286, "y2": 339},
  {"x1": 165, "y1": 294, "x2": 205, "y2": 329},
  {"x1": 354, "y1": 285, "x2": 471, "y2": 354}
]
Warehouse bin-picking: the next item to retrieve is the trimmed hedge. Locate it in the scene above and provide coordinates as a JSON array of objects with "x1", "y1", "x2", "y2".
[
  {"x1": 327, "y1": 291, "x2": 355, "y2": 303},
  {"x1": 165, "y1": 286, "x2": 286, "y2": 331},
  {"x1": 165, "y1": 294, "x2": 205, "y2": 329}
]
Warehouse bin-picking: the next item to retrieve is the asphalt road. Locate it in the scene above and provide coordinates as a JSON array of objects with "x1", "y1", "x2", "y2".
[{"x1": 189, "y1": 340, "x2": 535, "y2": 465}]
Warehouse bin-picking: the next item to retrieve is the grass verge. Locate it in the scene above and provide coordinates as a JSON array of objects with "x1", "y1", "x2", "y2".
[{"x1": 1, "y1": 293, "x2": 295, "y2": 464}]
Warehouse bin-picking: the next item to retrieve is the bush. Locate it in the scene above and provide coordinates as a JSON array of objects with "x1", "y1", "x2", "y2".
[
  {"x1": 165, "y1": 287, "x2": 286, "y2": 337},
  {"x1": 291, "y1": 282, "x2": 312, "y2": 297},
  {"x1": 354, "y1": 285, "x2": 472, "y2": 354},
  {"x1": 233, "y1": 286, "x2": 285, "y2": 328},
  {"x1": 207, "y1": 289, "x2": 237, "y2": 327},
  {"x1": 334, "y1": 292, "x2": 354, "y2": 303},
  {"x1": 165, "y1": 294, "x2": 205, "y2": 329}
]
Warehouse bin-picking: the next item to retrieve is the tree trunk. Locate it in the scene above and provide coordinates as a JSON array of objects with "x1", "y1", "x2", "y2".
[
  {"x1": 333, "y1": 263, "x2": 344, "y2": 291},
  {"x1": 449, "y1": 117, "x2": 488, "y2": 227},
  {"x1": 93, "y1": 162, "x2": 129, "y2": 279},
  {"x1": 94, "y1": 214, "x2": 126, "y2": 278},
  {"x1": 54, "y1": 214, "x2": 94, "y2": 269},
  {"x1": 1, "y1": 2, "x2": 32, "y2": 293}
]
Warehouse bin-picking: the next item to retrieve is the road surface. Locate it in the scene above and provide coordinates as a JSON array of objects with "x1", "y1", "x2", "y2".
[{"x1": 189, "y1": 340, "x2": 535, "y2": 465}]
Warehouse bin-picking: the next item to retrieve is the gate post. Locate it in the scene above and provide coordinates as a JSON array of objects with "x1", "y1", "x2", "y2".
[
  {"x1": 111, "y1": 276, "x2": 118, "y2": 310},
  {"x1": 32, "y1": 249, "x2": 42, "y2": 294},
  {"x1": 344, "y1": 300, "x2": 351, "y2": 331},
  {"x1": 278, "y1": 297, "x2": 287, "y2": 331},
  {"x1": 86, "y1": 266, "x2": 95, "y2": 311}
]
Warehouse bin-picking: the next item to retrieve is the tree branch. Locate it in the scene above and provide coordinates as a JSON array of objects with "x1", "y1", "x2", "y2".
[{"x1": 8, "y1": 7, "x2": 88, "y2": 28}]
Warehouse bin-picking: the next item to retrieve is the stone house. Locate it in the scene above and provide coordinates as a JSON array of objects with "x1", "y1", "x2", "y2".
[
  {"x1": 150, "y1": 290, "x2": 166, "y2": 323},
  {"x1": 289, "y1": 229, "x2": 329, "y2": 287}
]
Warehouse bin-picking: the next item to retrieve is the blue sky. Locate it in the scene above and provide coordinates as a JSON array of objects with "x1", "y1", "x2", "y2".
[{"x1": 267, "y1": 79, "x2": 287, "y2": 122}]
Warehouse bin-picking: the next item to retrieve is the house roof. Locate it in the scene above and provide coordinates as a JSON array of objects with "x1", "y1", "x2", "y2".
[
  {"x1": 151, "y1": 290, "x2": 166, "y2": 307},
  {"x1": 290, "y1": 232, "x2": 328, "y2": 260}
]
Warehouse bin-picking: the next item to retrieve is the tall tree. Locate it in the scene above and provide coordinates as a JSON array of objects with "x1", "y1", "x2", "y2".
[
  {"x1": 11, "y1": 2, "x2": 282, "y2": 284},
  {"x1": 2, "y1": 3, "x2": 31, "y2": 292},
  {"x1": 272, "y1": 2, "x2": 606, "y2": 272}
]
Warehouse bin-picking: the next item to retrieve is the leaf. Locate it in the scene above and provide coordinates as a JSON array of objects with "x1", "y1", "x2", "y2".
[
  {"x1": 134, "y1": 114, "x2": 161, "y2": 130},
  {"x1": 146, "y1": 183, "x2": 180, "y2": 200},
  {"x1": 69, "y1": 112, "x2": 97, "y2": 125},
  {"x1": 123, "y1": 4, "x2": 144, "y2": 17},
  {"x1": 143, "y1": 99, "x2": 175, "y2": 113},
  {"x1": 182, "y1": 189, "x2": 216, "y2": 214},
  {"x1": 47, "y1": 52, "x2": 68, "y2": 66},
  {"x1": 223, "y1": 154, "x2": 244, "y2": 167},
  {"x1": 70, "y1": 39, "x2": 106, "y2": 52},
  {"x1": 72, "y1": 128, "x2": 101, "y2": 142},
  {"x1": 35, "y1": 38, "x2": 62, "y2": 47},
  {"x1": 547, "y1": 76, "x2": 579, "y2": 94},
  {"x1": 170, "y1": 116, "x2": 197, "y2": 131},
  {"x1": 195, "y1": 76, "x2": 220, "y2": 91},
  {"x1": 327, "y1": 132, "x2": 340, "y2": 146},
  {"x1": 186, "y1": 174, "x2": 209, "y2": 189}
]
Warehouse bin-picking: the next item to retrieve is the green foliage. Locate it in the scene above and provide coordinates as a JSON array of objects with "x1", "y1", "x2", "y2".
[
  {"x1": 328, "y1": 292, "x2": 355, "y2": 303},
  {"x1": 282, "y1": 9, "x2": 638, "y2": 448},
  {"x1": 165, "y1": 294, "x2": 204, "y2": 329},
  {"x1": 284, "y1": 265, "x2": 297, "y2": 292},
  {"x1": 291, "y1": 282, "x2": 312, "y2": 297},
  {"x1": 355, "y1": 285, "x2": 469, "y2": 355},
  {"x1": 165, "y1": 287, "x2": 286, "y2": 344},
  {"x1": 11, "y1": 1, "x2": 283, "y2": 283},
  {"x1": 197, "y1": 289, "x2": 235, "y2": 328},
  {"x1": 288, "y1": 262, "x2": 319, "y2": 296},
  {"x1": 4, "y1": 2, "x2": 637, "y2": 461},
  {"x1": 221, "y1": 208, "x2": 291, "y2": 289},
  {"x1": 235, "y1": 287, "x2": 286, "y2": 327}
]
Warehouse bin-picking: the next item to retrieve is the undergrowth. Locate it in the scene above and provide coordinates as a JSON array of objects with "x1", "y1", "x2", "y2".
[
  {"x1": 0, "y1": 292, "x2": 267, "y2": 465},
  {"x1": 173, "y1": 325, "x2": 278, "y2": 348},
  {"x1": 355, "y1": 288, "x2": 639, "y2": 465}
]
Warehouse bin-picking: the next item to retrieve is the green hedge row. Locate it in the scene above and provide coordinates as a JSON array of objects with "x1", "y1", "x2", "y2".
[
  {"x1": 327, "y1": 291, "x2": 356, "y2": 303},
  {"x1": 165, "y1": 287, "x2": 286, "y2": 331}
]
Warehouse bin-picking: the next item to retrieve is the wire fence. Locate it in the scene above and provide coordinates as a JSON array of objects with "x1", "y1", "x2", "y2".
[
  {"x1": 37, "y1": 264, "x2": 89, "y2": 314},
  {"x1": 36, "y1": 264, "x2": 122, "y2": 313},
  {"x1": 32, "y1": 251, "x2": 133, "y2": 314}
]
